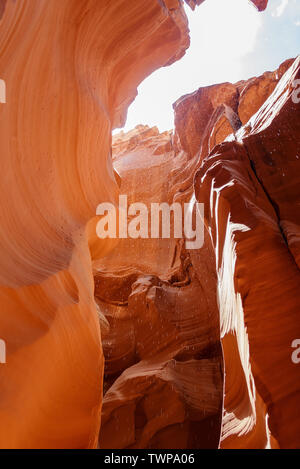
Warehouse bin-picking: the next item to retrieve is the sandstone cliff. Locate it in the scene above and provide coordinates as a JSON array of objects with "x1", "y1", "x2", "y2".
[
  {"x1": 0, "y1": 0, "x2": 191, "y2": 449},
  {"x1": 99, "y1": 56, "x2": 300, "y2": 449}
]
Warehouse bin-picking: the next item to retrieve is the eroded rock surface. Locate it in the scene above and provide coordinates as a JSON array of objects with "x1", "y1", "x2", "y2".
[
  {"x1": 97, "y1": 124, "x2": 223, "y2": 449},
  {"x1": 0, "y1": 0, "x2": 192, "y2": 449},
  {"x1": 98, "y1": 56, "x2": 300, "y2": 449},
  {"x1": 3, "y1": 0, "x2": 299, "y2": 451},
  {"x1": 174, "y1": 58, "x2": 294, "y2": 160}
]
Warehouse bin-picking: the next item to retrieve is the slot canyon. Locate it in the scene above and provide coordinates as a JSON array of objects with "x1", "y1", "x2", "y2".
[{"x1": 0, "y1": 0, "x2": 299, "y2": 450}]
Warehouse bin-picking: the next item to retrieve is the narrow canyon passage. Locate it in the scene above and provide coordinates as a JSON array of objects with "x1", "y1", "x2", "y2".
[
  {"x1": 0, "y1": 0, "x2": 299, "y2": 450},
  {"x1": 95, "y1": 126, "x2": 223, "y2": 449},
  {"x1": 94, "y1": 55, "x2": 300, "y2": 449}
]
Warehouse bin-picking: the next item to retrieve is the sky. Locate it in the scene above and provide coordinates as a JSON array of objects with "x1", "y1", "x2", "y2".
[{"x1": 113, "y1": 0, "x2": 300, "y2": 134}]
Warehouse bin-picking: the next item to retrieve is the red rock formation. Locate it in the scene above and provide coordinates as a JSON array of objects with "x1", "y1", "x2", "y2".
[
  {"x1": 0, "y1": 0, "x2": 192, "y2": 449},
  {"x1": 251, "y1": 0, "x2": 268, "y2": 11},
  {"x1": 5, "y1": 0, "x2": 298, "y2": 451},
  {"x1": 174, "y1": 58, "x2": 294, "y2": 160},
  {"x1": 97, "y1": 125, "x2": 223, "y2": 449},
  {"x1": 191, "y1": 56, "x2": 300, "y2": 448},
  {"x1": 99, "y1": 55, "x2": 300, "y2": 449}
]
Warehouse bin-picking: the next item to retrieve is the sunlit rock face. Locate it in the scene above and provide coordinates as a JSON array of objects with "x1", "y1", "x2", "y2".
[
  {"x1": 177, "y1": 56, "x2": 300, "y2": 448},
  {"x1": 174, "y1": 58, "x2": 294, "y2": 160},
  {"x1": 0, "y1": 0, "x2": 191, "y2": 449},
  {"x1": 186, "y1": 56, "x2": 300, "y2": 449},
  {"x1": 97, "y1": 125, "x2": 223, "y2": 449},
  {"x1": 215, "y1": 57, "x2": 300, "y2": 449},
  {"x1": 98, "y1": 56, "x2": 300, "y2": 449}
]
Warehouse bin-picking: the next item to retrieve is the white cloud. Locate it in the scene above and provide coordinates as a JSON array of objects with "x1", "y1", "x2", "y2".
[{"x1": 272, "y1": 0, "x2": 289, "y2": 17}]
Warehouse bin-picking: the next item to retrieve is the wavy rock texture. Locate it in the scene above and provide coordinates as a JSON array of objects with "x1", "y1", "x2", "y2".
[
  {"x1": 215, "y1": 57, "x2": 300, "y2": 449},
  {"x1": 3, "y1": 0, "x2": 296, "y2": 451},
  {"x1": 99, "y1": 55, "x2": 300, "y2": 449},
  {"x1": 174, "y1": 58, "x2": 294, "y2": 160},
  {"x1": 0, "y1": 0, "x2": 192, "y2": 449},
  {"x1": 189, "y1": 56, "x2": 300, "y2": 449},
  {"x1": 97, "y1": 125, "x2": 223, "y2": 449}
]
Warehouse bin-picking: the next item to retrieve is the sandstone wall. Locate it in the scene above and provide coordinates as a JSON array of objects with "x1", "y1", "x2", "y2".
[{"x1": 99, "y1": 56, "x2": 300, "y2": 449}]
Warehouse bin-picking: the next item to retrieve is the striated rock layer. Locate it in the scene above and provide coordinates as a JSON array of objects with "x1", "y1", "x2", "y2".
[
  {"x1": 207, "y1": 57, "x2": 300, "y2": 449},
  {"x1": 3, "y1": 0, "x2": 299, "y2": 451},
  {"x1": 97, "y1": 124, "x2": 223, "y2": 448},
  {"x1": 0, "y1": 0, "x2": 192, "y2": 449},
  {"x1": 99, "y1": 55, "x2": 300, "y2": 449}
]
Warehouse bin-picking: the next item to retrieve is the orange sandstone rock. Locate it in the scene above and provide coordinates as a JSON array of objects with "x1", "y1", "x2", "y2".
[
  {"x1": 4, "y1": 0, "x2": 294, "y2": 451},
  {"x1": 194, "y1": 56, "x2": 300, "y2": 448},
  {"x1": 174, "y1": 58, "x2": 294, "y2": 160},
  {"x1": 0, "y1": 0, "x2": 191, "y2": 449},
  {"x1": 98, "y1": 55, "x2": 300, "y2": 450},
  {"x1": 97, "y1": 126, "x2": 223, "y2": 449}
]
